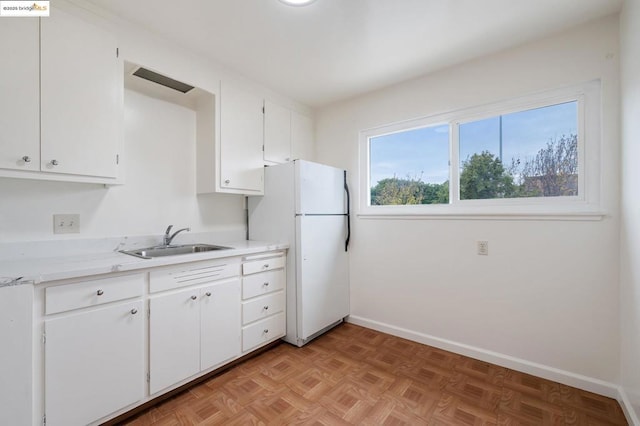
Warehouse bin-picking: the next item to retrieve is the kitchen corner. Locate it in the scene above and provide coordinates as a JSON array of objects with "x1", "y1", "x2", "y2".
[{"x1": 1, "y1": 231, "x2": 289, "y2": 426}]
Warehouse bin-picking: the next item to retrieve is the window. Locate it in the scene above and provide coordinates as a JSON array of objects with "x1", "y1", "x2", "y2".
[
  {"x1": 360, "y1": 81, "x2": 601, "y2": 218},
  {"x1": 458, "y1": 101, "x2": 578, "y2": 200},
  {"x1": 369, "y1": 123, "x2": 449, "y2": 206}
]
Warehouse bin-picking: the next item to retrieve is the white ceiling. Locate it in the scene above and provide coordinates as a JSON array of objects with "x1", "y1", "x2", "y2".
[{"x1": 82, "y1": 0, "x2": 622, "y2": 108}]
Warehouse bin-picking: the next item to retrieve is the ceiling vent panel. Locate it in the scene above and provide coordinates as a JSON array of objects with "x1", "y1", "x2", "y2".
[{"x1": 132, "y1": 67, "x2": 194, "y2": 94}]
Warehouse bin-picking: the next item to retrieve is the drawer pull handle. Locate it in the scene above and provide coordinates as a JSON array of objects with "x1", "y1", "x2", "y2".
[
  {"x1": 96, "y1": 289, "x2": 104, "y2": 296},
  {"x1": 263, "y1": 305, "x2": 269, "y2": 310},
  {"x1": 130, "y1": 308, "x2": 138, "y2": 315},
  {"x1": 263, "y1": 329, "x2": 269, "y2": 334},
  {"x1": 263, "y1": 264, "x2": 269, "y2": 268},
  {"x1": 191, "y1": 295, "x2": 197, "y2": 300},
  {"x1": 205, "y1": 292, "x2": 212, "y2": 297}
]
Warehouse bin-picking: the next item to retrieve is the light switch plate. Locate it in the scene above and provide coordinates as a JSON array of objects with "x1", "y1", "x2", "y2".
[{"x1": 53, "y1": 214, "x2": 80, "y2": 234}]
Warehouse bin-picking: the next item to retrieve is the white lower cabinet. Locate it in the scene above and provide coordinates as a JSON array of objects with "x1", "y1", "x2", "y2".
[
  {"x1": 241, "y1": 253, "x2": 287, "y2": 352},
  {"x1": 44, "y1": 300, "x2": 144, "y2": 426},
  {"x1": 149, "y1": 287, "x2": 201, "y2": 395},
  {"x1": 31, "y1": 251, "x2": 284, "y2": 426},
  {"x1": 242, "y1": 312, "x2": 286, "y2": 352},
  {"x1": 200, "y1": 280, "x2": 242, "y2": 370},
  {"x1": 149, "y1": 274, "x2": 241, "y2": 394}
]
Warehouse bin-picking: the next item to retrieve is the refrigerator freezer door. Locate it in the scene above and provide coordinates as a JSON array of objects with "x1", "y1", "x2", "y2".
[
  {"x1": 296, "y1": 215, "x2": 349, "y2": 341},
  {"x1": 295, "y1": 160, "x2": 346, "y2": 215}
]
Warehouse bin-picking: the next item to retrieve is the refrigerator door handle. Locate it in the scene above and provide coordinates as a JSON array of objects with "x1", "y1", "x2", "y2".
[{"x1": 344, "y1": 170, "x2": 351, "y2": 252}]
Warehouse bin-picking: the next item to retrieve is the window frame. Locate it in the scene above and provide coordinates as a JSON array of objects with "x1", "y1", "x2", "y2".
[{"x1": 358, "y1": 81, "x2": 602, "y2": 219}]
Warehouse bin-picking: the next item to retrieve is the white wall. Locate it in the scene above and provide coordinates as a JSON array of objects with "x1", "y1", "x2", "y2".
[
  {"x1": 0, "y1": 89, "x2": 244, "y2": 242},
  {"x1": 316, "y1": 16, "x2": 621, "y2": 385},
  {"x1": 0, "y1": 1, "x2": 313, "y2": 244},
  {"x1": 620, "y1": 0, "x2": 640, "y2": 419}
]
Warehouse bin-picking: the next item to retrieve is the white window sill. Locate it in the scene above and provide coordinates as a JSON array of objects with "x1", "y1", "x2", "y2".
[{"x1": 357, "y1": 211, "x2": 606, "y2": 221}]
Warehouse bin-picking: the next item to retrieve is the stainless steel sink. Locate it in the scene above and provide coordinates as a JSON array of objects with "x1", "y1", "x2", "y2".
[{"x1": 120, "y1": 244, "x2": 232, "y2": 259}]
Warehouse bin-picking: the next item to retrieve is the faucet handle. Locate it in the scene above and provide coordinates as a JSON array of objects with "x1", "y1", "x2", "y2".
[{"x1": 164, "y1": 225, "x2": 173, "y2": 235}]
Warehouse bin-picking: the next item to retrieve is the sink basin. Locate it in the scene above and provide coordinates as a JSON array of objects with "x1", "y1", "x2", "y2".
[{"x1": 120, "y1": 244, "x2": 232, "y2": 259}]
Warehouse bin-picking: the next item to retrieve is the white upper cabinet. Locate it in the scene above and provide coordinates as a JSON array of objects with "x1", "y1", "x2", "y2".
[
  {"x1": 218, "y1": 81, "x2": 264, "y2": 194},
  {"x1": 0, "y1": 19, "x2": 40, "y2": 171},
  {"x1": 291, "y1": 110, "x2": 314, "y2": 162},
  {"x1": 264, "y1": 100, "x2": 292, "y2": 164},
  {"x1": 0, "y1": 8, "x2": 122, "y2": 183},
  {"x1": 40, "y1": 8, "x2": 122, "y2": 179},
  {"x1": 263, "y1": 100, "x2": 314, "y2": 164}
]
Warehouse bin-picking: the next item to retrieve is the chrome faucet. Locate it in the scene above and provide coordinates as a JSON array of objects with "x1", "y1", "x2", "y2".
[{"x1": 163, "y1": 225, "x2": 190, "y2": 246}]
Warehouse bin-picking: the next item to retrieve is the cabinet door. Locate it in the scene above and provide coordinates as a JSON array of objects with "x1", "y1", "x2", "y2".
[
  {"x1": 45, "y1": 301, "x2": 144, "y2": 426},
  {"x1": 0, "y1": 19, "x2": 40, "y2": 171},
  {"x1": 219, "y1": 81, "x2": 264, "y2": 193},
  {"x1": 200, "y1": 279, "x2": 241, "y2": 370},
  {"x1": 264, "y1": 100, "x2": 291, "y2": 164},
  {"x1": 149, "y1": 289, "x2": 201, "y2": 394},
  {"x1": 291, "y1": 111, "x2": 314, "y2": 161},
  {"x1": 40, "y1": 8, "x2": 121, "y2": 178}
]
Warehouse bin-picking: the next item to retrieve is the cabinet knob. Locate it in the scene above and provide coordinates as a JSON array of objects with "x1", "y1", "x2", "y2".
[
  {"x1": 263, "y1": 264, "x2": 269, "y2": 269},
  {"x1": 22, "y1": 156, "x2": 31, "y2": 163},
  {"x1": 50, "y1": 159, "x2": 59, "y2": 166},
  {"x1": 96, "y1": 289, "x2": 104, "y2": 296},
  {"x1": 205, "y1": 292, "x2": 212, "y2": 297},
  {"x1": 263, "y1": 305, "x2": 269, "y2": 310},
  {"x1": 130, "y1": 308, "x2": 138, "y2": 315},
  {"x1": 263, "y1": 282, "x2": 270, "y2": 287},
  {"x1": 191, "y1": 295, "x2": 197, "y2": 300},
  {"x1": 263, "y1": 329, "x2": 269, "y2": 334},
  {"x1": 224, "y1": 179, "x2": 230, "y2": 185}
]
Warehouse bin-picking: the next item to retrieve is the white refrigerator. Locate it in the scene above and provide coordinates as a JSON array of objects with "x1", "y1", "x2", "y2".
[{"x1": 248, "y1": 160, "x2": 350, "y2": 347}]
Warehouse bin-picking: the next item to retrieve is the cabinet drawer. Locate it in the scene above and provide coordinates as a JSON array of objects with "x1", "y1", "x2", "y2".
[
  {"x1": 242, "y1": 269, "x2": 285, "y2": 300},
  {"x1": 242, "y1": 290, "x2": 285, "y2": 325},
  {"x1": 242, "y1": 312, "x2": 285, "y2": 352},
  {"x1": 150, "y1": 259, "x2": 240, "y2": 293},
  {"x1": 45, "y1": 273, "x2": 144, "y2": 315},
  {"x1": 242, "y1": 256, "x2": 285, "y2": 275}
]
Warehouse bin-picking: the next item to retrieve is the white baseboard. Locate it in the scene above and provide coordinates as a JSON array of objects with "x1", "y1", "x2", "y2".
[
  {"x1": 347, "y1": 315, "x2": 624, "y2": 401},
  {"x1": 618, "y1": 387, "x2": 640, "y2": 426}
]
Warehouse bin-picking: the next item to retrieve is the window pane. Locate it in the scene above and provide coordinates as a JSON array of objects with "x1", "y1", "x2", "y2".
[
  {"x1": 458, "y1": 101, "x2": 578, "y2": 200},
  {"x1": 369, "y1": 124, "x2": 449, "y2": 205}
]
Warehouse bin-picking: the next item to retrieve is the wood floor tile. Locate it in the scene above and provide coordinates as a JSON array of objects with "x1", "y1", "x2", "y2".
[
  {"x1": 285, "y1": 368, "x2": 340, "y2": 402},
  {"x1": 400, "y1": 360, "x2": 453, "y2": 390},
  {"x1": 499, "y1": 388, "x2": 566, "y2": 425},
  {"x1": 383, "y1": 377, "x2": 442, "y2": 419},
  {"x1": 360, "y1": 395, "x2": 431, "y2": 426},
  {"x1": 118, "y1": 323, "x2": 628, "y2": 426},
  {"x1": 445, "y1": 372, "x2": 502, "y2": 411},
  {"x1": 432, "y1": 392, "x2": 498, "y2": 425}
]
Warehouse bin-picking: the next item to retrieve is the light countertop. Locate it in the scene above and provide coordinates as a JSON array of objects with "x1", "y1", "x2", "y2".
[{"x1": 0, "y1": 240, "x2": 288, "y2": 286}]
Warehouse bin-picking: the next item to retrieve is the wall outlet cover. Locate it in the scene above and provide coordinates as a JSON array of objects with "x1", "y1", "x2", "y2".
[{"x1": 477, "y1": 240, "x2": 489, "y2": 255}]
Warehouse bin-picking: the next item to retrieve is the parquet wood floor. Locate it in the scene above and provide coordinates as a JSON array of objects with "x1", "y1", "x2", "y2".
[{"x1": 120, "y1": 323, "x2": 628, "y2": 425}]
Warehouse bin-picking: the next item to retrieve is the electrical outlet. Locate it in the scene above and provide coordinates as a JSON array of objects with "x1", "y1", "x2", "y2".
[
  {"x1": 477, "y1": 240, "x2": 489, "y2": 255},
  {"x1": 53, "y1": 214, "x2": 80, "y2": 234}
]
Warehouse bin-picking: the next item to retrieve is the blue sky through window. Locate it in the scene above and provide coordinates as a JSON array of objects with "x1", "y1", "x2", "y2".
[
  {"x1": 370, "y1": 124, "x2": 449, "y2": 186},
  {"x1": 369, "y1": 101, "x2": 577, "y2": 187},
  {"x1": 460, "y1": 101, "x2": 577, "y2": 170}
]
